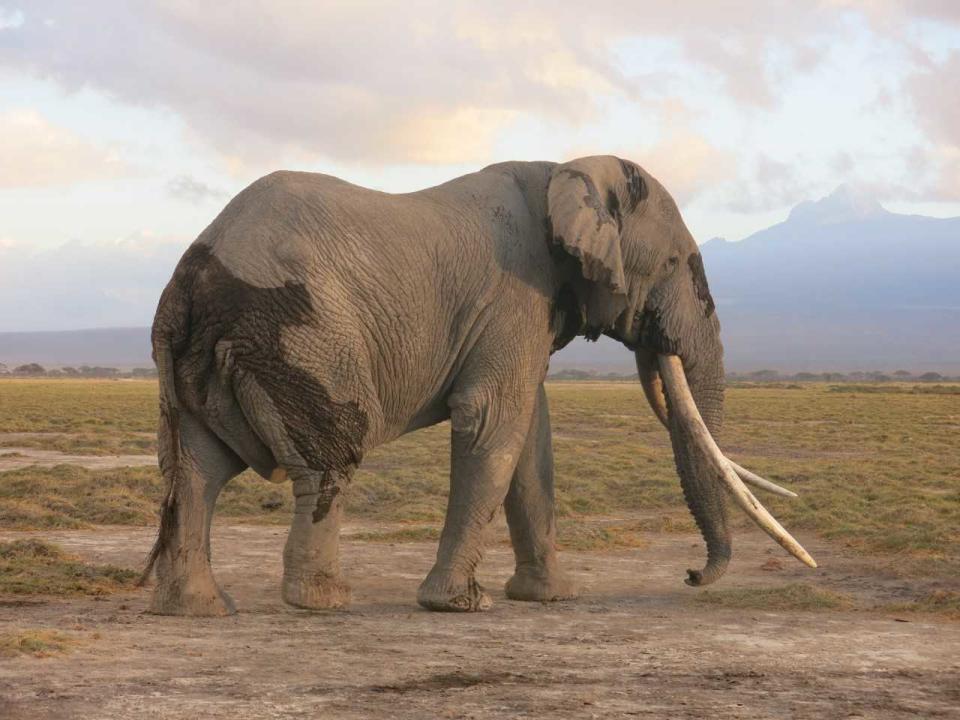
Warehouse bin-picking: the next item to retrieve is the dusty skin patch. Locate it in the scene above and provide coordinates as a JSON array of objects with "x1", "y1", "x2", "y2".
[{"x1": 0, "y1": 524, "x2": 958, "y2": 719}]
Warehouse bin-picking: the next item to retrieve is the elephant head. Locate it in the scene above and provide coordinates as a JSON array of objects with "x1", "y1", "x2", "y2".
[{"x1": 547, "y1": 156, "x2": 815, "y2": 585}]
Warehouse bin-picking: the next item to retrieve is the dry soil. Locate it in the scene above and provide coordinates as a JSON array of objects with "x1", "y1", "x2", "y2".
[{"x1": 1, "y1": 523, "x2": 958, "y2": 719}]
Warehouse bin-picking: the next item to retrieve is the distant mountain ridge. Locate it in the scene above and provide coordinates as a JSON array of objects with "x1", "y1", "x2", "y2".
[
  {"x1": 696, "y1": 185, "x2": 960, "y2": 372},
  {"x1": 557, "y1": 186, "x2": 960, "y2": 373},
  {"x1": 0, "y1": 327, "x2": 152, "y2": 369},
  {"x1": 2, "y1": 187, "x2": 958, "y2": 373}
]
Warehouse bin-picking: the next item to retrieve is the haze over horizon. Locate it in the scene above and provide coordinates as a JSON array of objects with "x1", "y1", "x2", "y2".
[
  {"x1": 3, "y1": 184, "x2": 958, "y2": 373},
  {"x1": 1, "y1": 2, "x2": 959, "y2": 361}
]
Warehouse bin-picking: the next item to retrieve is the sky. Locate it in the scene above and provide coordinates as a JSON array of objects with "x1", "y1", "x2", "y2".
[{"x1": 1, "y1": 1, "x2": 959, "y2": 331}]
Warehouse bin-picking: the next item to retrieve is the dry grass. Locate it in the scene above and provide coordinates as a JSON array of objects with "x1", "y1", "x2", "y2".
[
  {"x1": 0, "y1": 539, "x2": 137, "y2": 596},
  {"x1": 350, "y1": 518, "x2": 650, "y2": 551},
  {"x1": 695, "y1": 583, "x2": 854, "y2": 611},
  {"x1": 882, "y1": 590, "x2": 960, "y2": 619},
  {"x1": 351, "y1": 526, "x2": 442, "y2": 543},
  {"x1": 0, "y1": 629, "x2": 79, "y2": 658},
  {"x1": 0, "y1": 379, "x2": 158, "y2": 455},
  {"x1": 696, "y1": 583, "x2": 960, "y2": 619},
  {"x1": 0, "y1": 380, "x2": 957, "y2": 569}
]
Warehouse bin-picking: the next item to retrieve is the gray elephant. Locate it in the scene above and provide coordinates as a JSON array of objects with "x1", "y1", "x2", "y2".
[{"x1": 140, "y1": 155, "x2": 815, "y2": 616}]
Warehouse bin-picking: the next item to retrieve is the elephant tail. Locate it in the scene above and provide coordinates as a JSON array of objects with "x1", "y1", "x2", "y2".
[{"x1": 137, "y1": 298, "x2": 187, "y2": 586}]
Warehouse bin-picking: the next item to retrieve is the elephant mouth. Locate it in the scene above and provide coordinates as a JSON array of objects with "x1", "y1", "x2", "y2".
[{"x1": 635, "y1": 352, "x2": 817, "y2": 574}]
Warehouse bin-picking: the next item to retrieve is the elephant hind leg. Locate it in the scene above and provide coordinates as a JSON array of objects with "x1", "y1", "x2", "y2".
[
  {"x1": 147, "y1": 411, "x2": 247, "y2": 616},
  {"x1": 281, "y1": 466, "x2": 352, "y2": 610},
  {"x1": 228, "y1": 369, "x2": 355, "y2": 610}
]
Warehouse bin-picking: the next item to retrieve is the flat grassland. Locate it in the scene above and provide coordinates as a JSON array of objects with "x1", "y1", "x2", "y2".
[{"x1": 1, "y1": 379, "x2": 958, "y2": 719}]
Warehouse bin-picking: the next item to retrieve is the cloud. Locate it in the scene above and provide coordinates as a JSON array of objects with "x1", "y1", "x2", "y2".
[
  {"x1": 908, "y1": 51, "x2": 960, "y2": 148},
  {"x1": 905, "y1": 50, "x2": 960, "y2": 199},
  {"x1": 724, "y1": 153, "x2": 816, "y2": 213},
  {"x1": 0, "y1": 232, "x2": 189, "y2": 331},
  {"x1": 0, "y1": 7, "x2": 23, "y2": 29},
  {"x1": 637, "y1": 128, "x2": 731, "y2": 205},
  {"x1": 166, "y1": 175, "x2": 229, "y2": 204},
  {"x1": 0, "y1": 1, "x2": 859, "y2": 169},
  {"x1": 0, "y1": 109, "x2": 128, "y2": 188}
]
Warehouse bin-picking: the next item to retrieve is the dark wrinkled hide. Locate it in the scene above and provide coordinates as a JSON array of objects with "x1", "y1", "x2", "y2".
[
  {"x1": 606, "y1": 189, "x2": 623, "y2": 232},
  {"x1": 637, "y1": 308, "x2": 681, "y2": 356},
  {"x1": 688, "y1": 253, "x2": 716, "y2": 318},
  {"x1": 618, "y1": 158, "x2": 647, "y2": 211},
  {"x1": 556, "y1": 168, "x2": 618, "y2": 231},
  {"x1": 550, "y1": 284, "x2": 585, "y2": 352},
  {"x1": 313, "y1": 479, "x2": 341, "y2": 523},
  {"x1": 155, "y1": 244, "x2": 368, "y2": 475}
]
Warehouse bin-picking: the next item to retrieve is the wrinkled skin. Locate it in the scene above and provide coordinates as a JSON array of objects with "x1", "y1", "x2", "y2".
[{"x1": 143, "y1": 156, "x2": 727, "y2": 616}]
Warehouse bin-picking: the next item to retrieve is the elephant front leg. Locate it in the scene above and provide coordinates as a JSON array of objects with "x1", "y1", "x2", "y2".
[
  {"x1": 504, "y1": 384, "x2": 578, "y2": 602},
  {"x1": 417, "y1": 393, "x2": 533, "y2": 612},
  {"x1": 281, "y1": 468, "x2": 352, "y2": 610}
]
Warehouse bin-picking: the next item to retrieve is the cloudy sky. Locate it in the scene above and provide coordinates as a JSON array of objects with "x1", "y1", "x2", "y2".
[{"x1": 1, "y1": 1, "x2": 959, "y2": 331}]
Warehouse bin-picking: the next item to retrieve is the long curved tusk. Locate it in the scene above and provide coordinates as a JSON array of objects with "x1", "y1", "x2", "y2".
[
  {"x1": 636, "y1": 350, "x2": 670, "y2": 427},
  {"x1": 269, "y1": 467, "x2": 288, "y2": 484},
  {"x1": 636, "y1": 355, "x2": 798, "y2": 499},
  {"x1": 727, "y1": 460, "x2": 797, "y2": 498},
  {"x1": 658, "y1": 354, "x2": 817, "y2": 569}
]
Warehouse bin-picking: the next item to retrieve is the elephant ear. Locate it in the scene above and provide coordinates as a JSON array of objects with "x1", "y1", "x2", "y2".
[
  {"x1": 547, "y1": 157, "x2": 628, "y2": 328},
  {"x1": 548, "y1": 160, "x2": 626, "y2": 293}
]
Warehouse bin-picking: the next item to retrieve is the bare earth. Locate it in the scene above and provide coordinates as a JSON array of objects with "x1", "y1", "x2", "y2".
[
  {"x1": 1, "y1": 524, "x2": 957, "y2": 720},
  {"x1": 0, "y1": 446, "x2": 157, "y2": 471}
]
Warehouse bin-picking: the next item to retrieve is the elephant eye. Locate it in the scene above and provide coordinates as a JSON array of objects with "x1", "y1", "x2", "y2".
[{"x1": 664, "y1": 255, "x2": 679, "y2": 272}]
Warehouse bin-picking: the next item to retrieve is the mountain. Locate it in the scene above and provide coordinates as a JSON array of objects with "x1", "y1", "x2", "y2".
[
  {"x1": 698, "y1": 185, "x2": 960, "y2": 372},
  {"x1": 553, "y1": 186, "x2": 960, "y2": 373},
  {"x1": 2, "y1": 187, "x2": 958, "y2": 372},
  {"x1": 0, "y1": 327, "x2": 152, "y2": 369}
]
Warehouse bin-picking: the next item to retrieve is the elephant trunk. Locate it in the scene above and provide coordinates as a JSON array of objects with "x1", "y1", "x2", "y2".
[
  {"x1": 635, "y1": 351, "x2": 816, "y2": 586},
  {"x1": 666, "y1": 354, "x2": 730, "y2": 585},
  {"x1": 637, "y1": 349, "x2": 730, "y2": 585}
]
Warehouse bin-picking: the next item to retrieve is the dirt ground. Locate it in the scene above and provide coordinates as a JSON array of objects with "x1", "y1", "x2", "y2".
[
  {"x1": 0, "y1": 445, "x2": 156, "y2": 472},
  {"x1": 1, "y1": 524, "x2": 958, "y2": 720}
]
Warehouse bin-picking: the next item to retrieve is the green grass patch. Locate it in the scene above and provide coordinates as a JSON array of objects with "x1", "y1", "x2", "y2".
[
  {"x1": 695, "y1": 583, "x2": 854, "y2": 611},
  {"x1": 0, "y1": 629, "x2": 78, "y2": 658},
  {"x1": 0, "y1": 539, "x2": 137, "y2": 596}
]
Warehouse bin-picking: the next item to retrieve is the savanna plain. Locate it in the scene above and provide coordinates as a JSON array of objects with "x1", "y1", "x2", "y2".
[{"x1": 0, "y1": 379, "x2": 958, "y2": 719}]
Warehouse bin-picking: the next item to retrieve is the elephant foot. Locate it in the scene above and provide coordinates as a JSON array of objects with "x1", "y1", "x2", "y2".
[
  {"x1": 505, "y1": 566, "x2": 578, "y2": 602},
  {"x1": 417, "y1": 568, "x2": 492, "y2": 612},
  {"x1": 149, "y1": 577, "x2": 237, "y2": 617},
  {"x1": 282, "y1": 571, "x2": 351, "y2": 610}
]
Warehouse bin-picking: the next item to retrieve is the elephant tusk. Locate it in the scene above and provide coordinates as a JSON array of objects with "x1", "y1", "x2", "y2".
[
  {"x1": 726, "y1": 460, "x2": 798, "y2": 498},
  {"x1": 636, "y1": 350, "x2": 670, "y2": 427},
  {"x1": 636, "y1": 354, "x2": 798, "y2": 499},
  {"x1": 658, "y1": 354, "x2": 817, "y2": 569},
  {"x1": 269, "y1": 467, "x2": 288, "y2": 484}
]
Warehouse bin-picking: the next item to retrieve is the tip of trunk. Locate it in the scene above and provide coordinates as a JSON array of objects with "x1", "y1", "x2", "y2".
[
  {"x1": 684, "y1": 554, "x2": 730, "y2": 587},
  {"x1": 684, "y1": 544, "x2": 731, "y2": 587}
]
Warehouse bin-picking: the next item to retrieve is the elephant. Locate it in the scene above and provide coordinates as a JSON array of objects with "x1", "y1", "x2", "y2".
[{"x1": 139, "y1": 155, "x2": 815, "y2": 616}]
